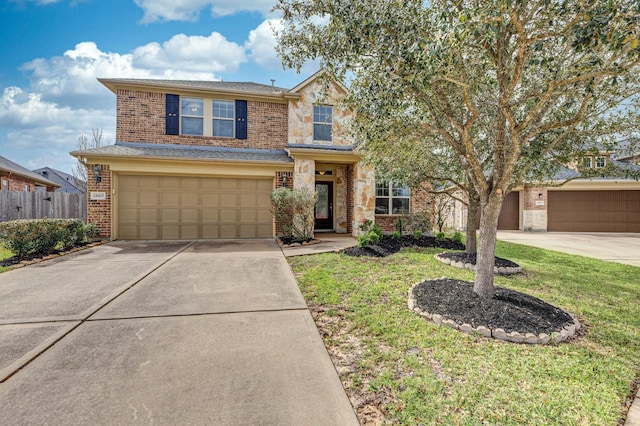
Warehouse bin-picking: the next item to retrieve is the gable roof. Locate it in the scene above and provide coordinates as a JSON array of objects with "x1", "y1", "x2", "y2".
[
  {"x1": 0, "y1": 156, "x2": 60, "y2": 188},
  {"x1": 98, "y1": 78, "x2": 294, "y2": 100},
  {"x1": 287, "y1": 69, "x2": 348, "y2": 95},
  {"x1": 32, "y1": 167, "x2": 84, "y2": 193}
]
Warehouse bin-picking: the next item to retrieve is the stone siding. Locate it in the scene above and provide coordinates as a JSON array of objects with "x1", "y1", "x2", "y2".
[
  {"x1": 288, "y1": 81, "x2": 353, "y2": 147},
  {"x1": 522, "y1": 186, "x2": 547, "y2": 231},
  {"x1": 352, "y1": 163, "x2": 375, "y2": 235}
]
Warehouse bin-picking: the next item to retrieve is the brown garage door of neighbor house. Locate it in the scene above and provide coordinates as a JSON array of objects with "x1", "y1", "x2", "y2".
[
  {"x1": 117, "y1": 175, "x2": 274, "y2": 240},
  {"x1": 476, "y1": 191, "x2": 520, "y2": 230},
  {"x1": 548, "y1": 190, "x2": 640, "y2": 232}
]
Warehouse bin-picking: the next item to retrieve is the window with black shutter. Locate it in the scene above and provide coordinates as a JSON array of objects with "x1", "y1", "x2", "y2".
[{"x1": 166, "y1": 94, "x2": 179, "y2": 135}]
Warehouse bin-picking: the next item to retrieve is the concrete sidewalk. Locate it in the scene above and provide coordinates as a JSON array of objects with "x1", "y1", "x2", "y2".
[
  {"x1": 497, "y1": 231, "x2": 640, "y2": 267},
  {"x1": 0, "y1": 240, "x2": 358, "y2": 425}
]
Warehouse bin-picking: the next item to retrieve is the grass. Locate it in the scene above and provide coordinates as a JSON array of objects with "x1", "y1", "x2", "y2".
[
  {"x1": 288, "y1": 241, "x2": 640, "y2": 425},
  {"x1": 0, "y1": 244, "x2": 13, "y2": 273}
]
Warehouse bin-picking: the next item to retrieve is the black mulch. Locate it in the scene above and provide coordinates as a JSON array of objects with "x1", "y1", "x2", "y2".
[
  {"x1": 0, "y1": 242, "x2": 96, "y2": 268},
  {"x1": 438, "y1": 251, "x2": 520, "y2": 269},
  {"x1": 343, "y1": 235, "x2": 465, "y2": 257},
  {"x1": 412, "y1": 278, "x2": 574, "y2": 335}
]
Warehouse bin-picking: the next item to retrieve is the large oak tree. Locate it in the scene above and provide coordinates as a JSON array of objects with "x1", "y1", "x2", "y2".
[{"x1": 275, "y1": 0, "x2": 640, "y2": 298}]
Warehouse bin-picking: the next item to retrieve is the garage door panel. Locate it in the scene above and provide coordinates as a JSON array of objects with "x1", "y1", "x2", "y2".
[
  {"x1": 220, "y1": 193, "x2": 238, "y2": 206},
  {"x1": 548, "y1": 190, "x2": 640, "y2": 232},
  {"x1": 118, "y1": 175, "x2": 273, "y2": 240}
]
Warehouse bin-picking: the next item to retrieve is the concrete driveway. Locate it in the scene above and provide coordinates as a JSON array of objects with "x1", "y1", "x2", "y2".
[
  {"x1": 0, "y1": 240, "x2": 358, "y2": 425},
  {"x1": 497, "y1": 231, "x2": 640, "y2": 267}
]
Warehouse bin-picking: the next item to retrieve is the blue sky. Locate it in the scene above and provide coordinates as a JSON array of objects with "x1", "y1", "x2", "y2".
[{"x1": 0, "y1": 0, "x2": 313, "y2": 176}]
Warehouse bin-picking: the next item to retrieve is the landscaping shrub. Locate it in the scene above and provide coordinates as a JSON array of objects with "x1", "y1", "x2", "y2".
[
  {"x1": 271, "y1": 187, "x2": 317, "y2": 241},
  {"x1": 0, "y1": 219, "x2": 98, "y2": 257},
  {"x1": 407, "y1": 211, "x2": 432, "y2": 235},
  {"x1": 413, "y1": 229, "x2": 424, "y2": 239},
  {"x1": 358, "y1": 219, "x2": 384, "y2": 247},
  {"x1": 391, "y1": 230, "x2": 402, "y2": 239},
  {"x1": 451, "y1": 231, "x2": 463, "y2": 244},
  {"x1": 434, "y1": 231, "x2": 446, "y2": 241}
]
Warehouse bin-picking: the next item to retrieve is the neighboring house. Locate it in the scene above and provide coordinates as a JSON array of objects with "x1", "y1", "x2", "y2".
[
  {"x1": 0, "y1": 156, "x2": 59, "y2": 193},
  {"x1": 71, "y1": 71, "x2": 430, "y2": 240},
  {"x1": 32, "y1": 167, "x2": 85, "y2": 194},
  {"x1": 445, "y1": 140, "x2": 640, "y2": 233}
]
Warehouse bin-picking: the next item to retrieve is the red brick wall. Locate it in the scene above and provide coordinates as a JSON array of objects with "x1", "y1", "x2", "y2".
[
  {"x1": 116, "y1": 90, "x2": 288, "y2": 150},
  {"x1": 86, "y1": 164, "x2": 111, "y2": 238},
  {"x1": 1, "y1": 176, "x2": 36, "y2": 192},
  {"x1": 274, "y1": 171, "x2": 293, "y2": 236},
  {"x1": 375, "y1": 182, "x2": 434, "y2": 232}
]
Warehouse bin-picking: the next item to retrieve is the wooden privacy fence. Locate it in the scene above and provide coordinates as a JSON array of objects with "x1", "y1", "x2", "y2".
[{"x1": 0, "y1": 191, "x2": 86, "y2": 222}]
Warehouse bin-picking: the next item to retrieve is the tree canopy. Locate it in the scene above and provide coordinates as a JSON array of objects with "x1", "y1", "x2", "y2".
[{"x1": 275, "y1": 0, "x2": 640, "y2": 297}]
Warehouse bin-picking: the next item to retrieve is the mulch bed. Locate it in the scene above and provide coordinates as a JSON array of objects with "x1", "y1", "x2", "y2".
[
  {"x1": 437, "y1": 251, "x2": 520, "y2": 269},
  {"x1": 0, "y1": 241, "x2": 104, "y2": 268},
  {"x1": 343, "y1": 235, "x2": 465, "y2": 257},
  {"x1": 412, "y1": 278, "x2": 574, "y2": 335}
]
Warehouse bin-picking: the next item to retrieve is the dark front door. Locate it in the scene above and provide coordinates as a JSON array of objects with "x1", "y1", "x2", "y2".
[{"x1": 315, "y1": 182, "x2": 333, "y2": 230}]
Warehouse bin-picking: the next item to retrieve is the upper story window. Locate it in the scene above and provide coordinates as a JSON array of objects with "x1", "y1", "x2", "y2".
[
  {"x1": 595, "y1": 156, "x2": 606, "y2": 168},
  {"x1": 313, "y1": 105, "x2": 333, "y2": 142},
  {"x1": 213, "y1": 100, "x2": 235, "y2": 138},
  {"x1": 582, "y1": 157, "x2": 593, "y2": 168},
  {"x1": 181, "y1": 98, "x2": 204, "y2": 136},
  {"x1": 375, "y1": 180, "x2": 410, "y2": 215},
  {"x1": 169, "y1": 95, "x2": 247, "y2": 139}
]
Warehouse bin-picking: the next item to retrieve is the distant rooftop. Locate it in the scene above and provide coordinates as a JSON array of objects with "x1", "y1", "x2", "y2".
[{"x1": 0, "y1": 156, "x2": 60, "y2": 187}]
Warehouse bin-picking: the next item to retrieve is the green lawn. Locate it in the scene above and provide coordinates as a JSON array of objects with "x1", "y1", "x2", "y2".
[
  {"x1": 0, "y1": 244, "x2": 12, "y2": 273},
  {"x1": 288, "y1": 241, "x2": 639, "y2": 425}
]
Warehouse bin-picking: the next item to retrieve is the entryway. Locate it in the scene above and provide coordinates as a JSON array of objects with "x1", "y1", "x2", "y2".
[{"x1": 315, "y1": 182, "x2": 333, "y2": 230}]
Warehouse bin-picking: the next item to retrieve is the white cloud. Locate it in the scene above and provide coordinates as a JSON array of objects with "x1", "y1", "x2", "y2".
[
  {"x1": 134, "y1": 0, "x2": 274, "y2": 22},
  {"x1": 245, "y1": 19, "x2": 283, "y2": 70},
  {"x1": 132, "y1": 32, "x2": 246, "y2": 74}
]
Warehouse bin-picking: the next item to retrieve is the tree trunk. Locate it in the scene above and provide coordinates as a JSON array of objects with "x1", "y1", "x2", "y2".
[
  {"x1": 473, "y1": 192, "x2": 503, "y2": 299},
  {"x1": 465, "y1": 192, "x2": 479, "y2": 254}
]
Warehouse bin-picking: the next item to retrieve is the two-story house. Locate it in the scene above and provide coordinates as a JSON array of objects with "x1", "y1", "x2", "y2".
[{"x1": 72, "y1": 71, "x2": 430, "y2": 240}]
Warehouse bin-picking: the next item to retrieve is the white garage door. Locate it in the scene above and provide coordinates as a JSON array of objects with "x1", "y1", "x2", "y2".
[{"x1": 118, "y1": 175, "x2": 274, "y2": 240}]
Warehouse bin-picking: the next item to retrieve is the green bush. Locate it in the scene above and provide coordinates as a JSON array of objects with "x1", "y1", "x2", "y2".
[
  {"x1": 413, "y1": 229, "x2": 424, "y2": 239},
  {"x1": 391, "y1": 230, "x2": 401, "y2": 239},
  {"x1": 0, "y1": 219, "x2": 98, "y2": 257},
  {"x1": 434, "y1": 231, "x2": 446, "y2": 241},
  {"x1": 271, "y1": 187, "x2": 316, "y2": 241},
  {"x1": 451, "y1": 231, "x2": 463, "y2": 244},
  {"x1": 357, "y1": 218, "x2": 384, "y2": 247}
]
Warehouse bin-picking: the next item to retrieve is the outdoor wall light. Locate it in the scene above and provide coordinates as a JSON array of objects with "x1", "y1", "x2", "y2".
[
  {"x1": 538, "y1": 193, "x2": 543, "y2": 199},
  {"x1": 281, "y1": 175, "x2": 288, "y2": 187},
  {"x1": 94, "y1": 165, "x2": 102, "y2": 184}
]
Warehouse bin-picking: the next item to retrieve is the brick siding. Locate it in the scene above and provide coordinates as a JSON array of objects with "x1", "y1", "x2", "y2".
[
  {"x1": 1, "y1": 176, "x2": 36, "y2": 192},
  {"x1": 116, "y1": 90, "x2": 288, "y2": 150},
  {"x1": 375, "y1": 182, "x2": 434, "y2": 233},
  {"x1": 86, "y1": 164, "x2": 111, "y2": 237}
]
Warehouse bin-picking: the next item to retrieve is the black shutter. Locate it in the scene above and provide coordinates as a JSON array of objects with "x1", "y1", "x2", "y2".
[
  {"x1": 166, "y1": 94, "x2": 179, "y2": 135},
  {"x1": 235, "y1": 100, "x2": 247, "y2": 140}
]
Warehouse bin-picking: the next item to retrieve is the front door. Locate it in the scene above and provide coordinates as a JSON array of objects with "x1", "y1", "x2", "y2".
[{"x1": 315, "y1": 182, "x2": 333, "y2": 230}]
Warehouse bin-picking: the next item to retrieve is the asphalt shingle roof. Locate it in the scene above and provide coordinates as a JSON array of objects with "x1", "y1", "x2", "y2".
[
  {"x1": 0, "y1": 156, "x2": 60, "y2": 187},
  {"x1": 100, "y1": 79, "x2": 291, "y2": 96},
  {"x1": 71, "y1": 142, "x2": 293, "y2": 163}
]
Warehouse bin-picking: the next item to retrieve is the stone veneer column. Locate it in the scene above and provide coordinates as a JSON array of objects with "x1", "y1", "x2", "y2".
[
  {"x1": 522, "y1": 186, "x2": 547, "y2": 231},
  {"x1": 293, "y1": 158, "x2": 315, "y2": 191},
  {"x1": 334, "y1": 166, "x2": 348, "y2": 233},
  {"x1": 352, "y1": 162, "x2": 375, "y2": 236}
]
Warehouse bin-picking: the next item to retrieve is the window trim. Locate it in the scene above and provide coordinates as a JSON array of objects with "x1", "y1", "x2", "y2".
[
  {"x1": 582, "y1": 157, "x2": 593, "y2": 168},
  {"x1": 375, "y1": 180, "x2": 411, "y2": 215},
  {"x1": 595, "y1": 156, "x2": 606, "y2": 168},
  {"x1": 180, "y1": 97, "x2": 204, "y2": 136},
  {"x1": 212, "y1": 99, "x2": 235, "y2": 138},
  {"x1": 313, "y1": 105, "x2": 333, "y2": 142}
]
